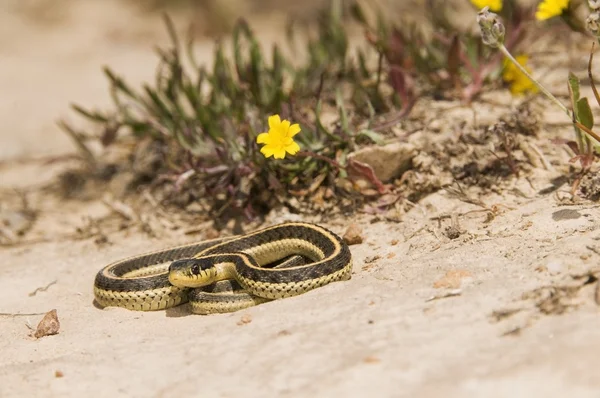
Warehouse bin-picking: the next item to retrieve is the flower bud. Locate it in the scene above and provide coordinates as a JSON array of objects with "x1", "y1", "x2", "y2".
[
  {"x1": 587, "y1": 12, "x2": 600, "y2": 35},
  {"x1": 477, "y1": 7, "x2": 506, "y2": 48}
]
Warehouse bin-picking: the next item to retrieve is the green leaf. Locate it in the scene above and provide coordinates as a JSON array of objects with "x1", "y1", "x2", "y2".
[
  {"x1": 70, "y1": 104, "x2": 108, "y2": 123},
  {"x1": 568, "y1": 72, "x2": 580, "y2": 104},
  {"x1": 568, "y1": 72, "x2": 587, "y2": 152},
  {"x1": 577, "y1": 97, "x2": 594, "y2": 130},
  {"x1": 349, "y1": 1, "x2": 368, "y2": 25},
  {"x1": 335, "y1": 88, "x2": 349, "y2": 134},
  {"x1": 143, "y1": 85, "x2": 172, "y2": 121},
  {"x1": 356, "y1": 129, "x2": 385, "y2": 145},
  {"x1": 103, "y1": 66, "x2": 138, "y2": 101}
]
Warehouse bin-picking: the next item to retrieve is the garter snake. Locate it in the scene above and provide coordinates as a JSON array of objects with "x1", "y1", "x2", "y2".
[{"x1": 93, "y1": 222, "x2": 353, "y2": 314}]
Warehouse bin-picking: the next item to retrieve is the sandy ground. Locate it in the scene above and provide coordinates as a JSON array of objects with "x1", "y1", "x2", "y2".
[{"x1": 2, "y1": 2, "x2": 600, "y2": 397}]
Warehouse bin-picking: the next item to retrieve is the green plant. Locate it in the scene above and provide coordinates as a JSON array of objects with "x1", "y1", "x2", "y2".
[
  {"x1": 353, "y1": 0, "x2": 534, "y2": 104},
  {"x1": 477, "y1": 3, "x2": 600, "y2": 193},
  {"x1": 60, "y1": 3, "x2": 401, "y2": 221}
]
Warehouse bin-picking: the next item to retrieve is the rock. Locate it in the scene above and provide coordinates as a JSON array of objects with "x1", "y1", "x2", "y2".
[
  {"x1": 347, "y1": 141, "x2": 415, "y2": 182},
  {"x1": 343, "y1": 223, "x2": 364, "y2": 245}
]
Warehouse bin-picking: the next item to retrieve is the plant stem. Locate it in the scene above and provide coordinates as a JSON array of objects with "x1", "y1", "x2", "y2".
[
  {"x1": 498, "y1": 44, "x2": 570, "y2": 116},
  {"x1": 296, "y1": 150, "x2": 343, "y2": 169}
]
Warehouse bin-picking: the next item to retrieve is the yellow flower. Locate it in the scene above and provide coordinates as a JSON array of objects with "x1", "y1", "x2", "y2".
[
  {"x1": 502, "y1": 55, "x2": 538, "y2": 95},
  {"x1": 471, "y1": 0, "x2": 502, "y2": 11},
  {"x1": 535, "y1": 0, "x2": 569, "y2": 20},
  {"x1": 256, "y1": 114, "x2": 301, "y2": 159}
]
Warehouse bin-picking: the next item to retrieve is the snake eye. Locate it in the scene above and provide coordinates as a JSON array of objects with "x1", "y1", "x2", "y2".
[{"x1": 190, "y1": 263, "x2": 200, "y2": 275}]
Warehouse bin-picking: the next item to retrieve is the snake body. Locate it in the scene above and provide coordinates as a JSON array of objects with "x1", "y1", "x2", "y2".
[{"x1": 93, "y1": 222, "x2": 352, "y2": 314}]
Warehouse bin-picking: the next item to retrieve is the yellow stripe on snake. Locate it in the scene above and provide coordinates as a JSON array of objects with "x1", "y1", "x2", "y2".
[{"x1": 93, "y1": 222, "x2": 353, "y2": 314}]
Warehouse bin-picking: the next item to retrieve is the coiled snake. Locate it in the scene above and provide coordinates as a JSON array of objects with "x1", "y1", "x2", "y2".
[{"x1": 93, "y1": 222, "x2": 353, "y2": 314}]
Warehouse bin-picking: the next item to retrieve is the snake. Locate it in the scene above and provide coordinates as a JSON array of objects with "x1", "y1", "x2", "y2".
[{"x1": 93, "y1": 222, "x2": 353, "y2": 314}]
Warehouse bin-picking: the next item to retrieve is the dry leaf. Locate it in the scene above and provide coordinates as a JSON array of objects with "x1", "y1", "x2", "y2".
[{"x1": 33, "y1": 309, "x2": 60, "y2": 339}]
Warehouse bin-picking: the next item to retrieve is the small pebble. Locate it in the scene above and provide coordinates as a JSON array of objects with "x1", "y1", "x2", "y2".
[{"x1": 343, "y1": 223, "x2": 364, "y2": 245}]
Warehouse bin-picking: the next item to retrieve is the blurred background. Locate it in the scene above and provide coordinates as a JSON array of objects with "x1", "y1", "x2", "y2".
[{"x1": 0, "y1": 0, "x2": 429, "y2": 161}]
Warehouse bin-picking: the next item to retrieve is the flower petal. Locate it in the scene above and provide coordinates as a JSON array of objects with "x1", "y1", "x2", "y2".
[
  {"x1": 280, "y1": 120, "x2": 291, "y2": 134},
  {"x1": 284, "y1": 141, "x2": 300, "y2": 155},
  {"x1": 470, "y1": 0, "x2": 502, "y2": 11},
  {"x1": 256, "y1": 132, "x2": 270, "y2": 144},
  {"x1": 502, "y1": 54, "x2": 536, "y2": 96},
  {"x1": 268, "y1": 123, "x2": 286, "y2": 140},
  {"x1": 261, "y1": 145, "x2": 275, "y2": 158},
  {"x1": 268, "y1": 114, "x2": 281, "y2": 130},
  {"x1": 288, "y1": 124, "x2": 301, "y2": 137},
  {"x1": 282, "y1": 136, "x2": 294, "y2": 146},
  {"x1": 535, "y1": 0, "x2": 568, "y2": 20},
  {"x1": 273, "y1": 148, "x2": 286, "y2": 159}
]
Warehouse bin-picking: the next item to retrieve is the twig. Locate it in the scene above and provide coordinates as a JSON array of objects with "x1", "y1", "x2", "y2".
[
  {"x1": 519, "y1": 140, "x2": 554, "y2": 171},
  {"x1": 56, "y1": 120, "x2": 97, "y2": 168},
  {"x1": 28, "y1": 280, "x2": 57, "y2": 297},
  {"x1": 0, "y1": 312, "x2": 47, "y2": 317},
  {"x1": 574, "y1": 121, "x2": 600, "y2": 143},
  {"x1": 370, "y1": 98, "x2": 417, "y2": 132},
  {"x1": 174, "y1": 169, "x2": 196, "y2": 191},
  {"x1": 425, "y1": 289, "x2": 462, "y2": 302},
  {"x1": 429, "y1": 209, "x2": 493, "y2": 222},
  {"x1": 296, "y1": 150, "x2": 343, "y2": 169},
  {"x1": 444, "y1": 181, "x2": 488, "y2": 208},
  {"x1": 142, "y1": 190, "x2": 160, "y2": 208},
  {"x1": 102, "y1": 196, "x2": 139, "y2": 221},
  {"x1": 499, "y1": 44, "x2": 570, "y2": 116},
  {"x1": 0, "y1": 235, "x2": 76, "y2": 248},
  {"x1": 588, "y1": 42, "x2": 600, "y2": 107}
]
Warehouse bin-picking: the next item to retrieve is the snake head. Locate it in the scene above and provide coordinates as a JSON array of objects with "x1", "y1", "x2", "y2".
[{"x1": 168, "y1": 258, "x2": 218, "y2": 287}]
